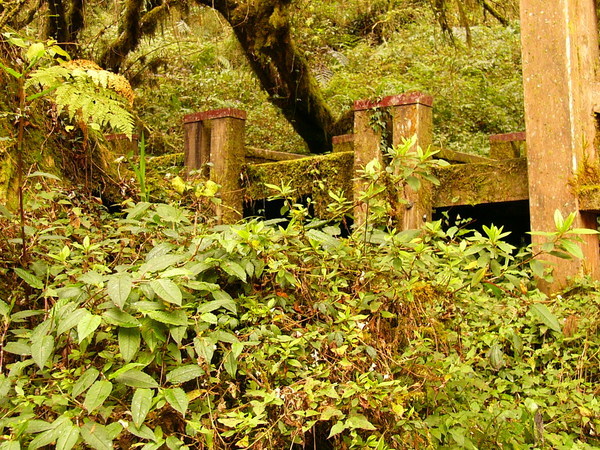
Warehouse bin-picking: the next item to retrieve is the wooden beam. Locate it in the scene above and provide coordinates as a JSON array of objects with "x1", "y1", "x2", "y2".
[{"x1": 432, "y1": 159, "x2": 529, "y2": 208}]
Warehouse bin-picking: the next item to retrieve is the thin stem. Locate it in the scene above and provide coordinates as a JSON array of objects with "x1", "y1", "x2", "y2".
[{"x1": 16, "y1": 74, "x2": 27, "y2": 264}]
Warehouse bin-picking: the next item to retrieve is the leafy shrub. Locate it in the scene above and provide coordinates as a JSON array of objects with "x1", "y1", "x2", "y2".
[{"x1": 0, "y1": 146, "x2": 599, "y2": 448}]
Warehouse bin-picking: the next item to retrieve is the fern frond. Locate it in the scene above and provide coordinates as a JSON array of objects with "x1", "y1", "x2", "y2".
[{"x1": 26, "y1": 62, "x2": 135, "y2": 137}]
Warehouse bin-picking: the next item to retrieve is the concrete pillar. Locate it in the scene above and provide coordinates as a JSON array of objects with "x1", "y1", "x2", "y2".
[
  {"x1": 183, "y1": 108, "x2": 246, "y2": 223},
  {"x1": 520, "y1": 0, "x2": 600, "y2": 289}
]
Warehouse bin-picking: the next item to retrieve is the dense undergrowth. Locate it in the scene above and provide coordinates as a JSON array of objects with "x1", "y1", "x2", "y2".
[{"x1": 1, "y1": 145, "x2": 599, "y2": 448}]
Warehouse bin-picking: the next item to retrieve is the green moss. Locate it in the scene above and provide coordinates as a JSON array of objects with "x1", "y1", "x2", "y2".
[
  {"x1": 243, "y1": 151, "x2": 354, "y2": 217},
  {"x1": 432, "y1": 158, "x2": 529, "y2": 207}
]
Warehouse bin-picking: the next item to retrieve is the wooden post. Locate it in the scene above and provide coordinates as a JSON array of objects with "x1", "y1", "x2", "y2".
[
  {"x1": 183, "y1": 108, "x2": 246, "y2": 223},
  {"x1": 389, "y1": 93, "x2": 434, "y2": 229},
  {"x1": 352, "y1": 92, "x2": 433, "y2": 229},
  {"x1": 520, "y1": 0, "x2": 600, "y2": 289},
  {"x1": 332, "y1": 134, "x2": 355, "y2": 153},
  {"x1": 489, "y1": 132, "x2": 527, "y2": 159}
]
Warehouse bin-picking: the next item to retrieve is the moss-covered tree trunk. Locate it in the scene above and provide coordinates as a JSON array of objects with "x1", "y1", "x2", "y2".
[{"x1": 195, "y1": 0, "x2": 347, "y2": 154}]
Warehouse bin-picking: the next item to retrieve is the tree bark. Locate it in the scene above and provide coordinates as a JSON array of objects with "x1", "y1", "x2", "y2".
[{"x1": 194, "y1": 0, "x2": 346, "y2": 154}]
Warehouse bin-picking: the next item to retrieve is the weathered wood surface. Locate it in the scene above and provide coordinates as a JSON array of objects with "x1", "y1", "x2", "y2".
[
  {"x1": 243, "y1": 152, "x2": 354, "y2": 218},
  {"x1": 432, "y1": 158, "x2": 529, "y2": 208},
  {"x1": 520, "y1": 0, "x2": 600, "y2": 288},
  {"x1": 489, "y1": 132, "x2": 527, "y2": 159},
  {"x1": 183, "y1": 108, "x2": 246, "y2": 222}
]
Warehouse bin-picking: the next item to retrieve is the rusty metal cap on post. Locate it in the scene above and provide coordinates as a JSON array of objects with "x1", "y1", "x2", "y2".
[
  {"x1": 353, "y1": 92, "x2": 434, "y2": 111},
  {"x1": 183, "y1": 108, "x2": 247, "y2": 124}
]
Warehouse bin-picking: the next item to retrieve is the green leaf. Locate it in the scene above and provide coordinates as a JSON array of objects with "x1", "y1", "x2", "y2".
[
  {"x1": 406, "y1": 175, "x2": 421, "y2": 191},
  {"x1": 81, "y1": 421, "x2": 112, "y2": 450},
  {"x1": 115, "y1": 370, "x2": 159, "y2": 389},
  {"x1": 31, "y1": 334, "x2": 54, "y2": 369},
  {"x1": 146, "y1": 310, "x2": 187, "y2": 326},
  {"x1": 106, "y1": 274, "x2": 133, "y2": 309},
  {"x1": 150, "y1": 279, "x2": 182, "y2": 306},
  {"x1": 56, "y1": 424, "x2": 80, "y2": 450},
  {"x1": 14, "y1": 268, "x2": 44, "y2": 289},
  {"x1": 198, "y1": 296, "x2": 237, "y2": 315},
  {"x1": 0, "y1": 61, "x2": 22, "y2": 78},
  {"x1": 126, "y1": 202, "x2": 152, "y2": 220},
  {"x1": 346, "y1": 413, "x2": 376, "y2": 430},
  {"x1": 530, "y1": 259, "x2": 546, "y2": 278},
  {"x1": 28, "y1": 428, "x2": 57, "y2": 449},
  {"x1": 470, "y1": 267, "x2": 486, "y2": 287},
  {"x1": 119, "y1": 327, "x2": 141, "y2": 362},
  {"x1": 77, "y1": 313, "x2": 102, "y2": 343},
  {"x1": 57, "y1": 308, "x2": 88, "y2": 335},
  {"x1": 328, "y1": 421, "x2": 347, "y2": 438},
  {"x1": 127, "y1": 423, "x2": 156, "y2": 441},
  {"x1": 164, "y1": 387, "x2": 189, "y2": 417},
  {"x1": 166, "y1": 365, "x2": 204, "y2": 384},
  {"x1": 221, "y1": 261, "x2": 247, "y2": 282},
  {"x1": 25, "y1": 42, "x2": 45, "y2": 62},
  {"x1": 489, "y1": 344, "x2": 505, "y2": 370},
  {"x1": 0, "y1": 441, "x2": 21, "y2": 450},
  {"x1": 530, "y1": 303, "x2": 562, "y2": 333},
  {"x1": 560, "y1": 239, "x2": 584, "y2": 259},
  {"x1": 139, "y1": 255, "x2": 184, "y2": 274},
  {"x1": 131, "y1": 388, "x2": 154, "y2": 428},
  {"x1": 72, "y1": 367, "x2": 100, "y2": 397},
  {"x1": 103, "y1": 308, "x2": 140, "y2": 328},
  {"x1": 224, "y1": 351, "x2": 238, "y2": 378},
  {"x1": 83, "y1": 380, "x2": 113, "y2": 413}
]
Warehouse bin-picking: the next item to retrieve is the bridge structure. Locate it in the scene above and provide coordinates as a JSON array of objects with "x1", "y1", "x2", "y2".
[{"x1": 108, "y1": 0, "x2": 600, "y2": 291}]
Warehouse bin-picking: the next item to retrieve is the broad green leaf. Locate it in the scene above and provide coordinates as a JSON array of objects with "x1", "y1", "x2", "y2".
[
  {"x1": 489, "y1": 344, "x2": 505, "y2": 370},
  {"x1": 126, "y1": 202, "x2": 152, "y2": 220},
  {"x1": 470, "y1": 267, "x2": 486, "y2": 287},
  {"x1": 166, "y1": 365, "x2": 204, "y2": 384},
  {"x1": 139, "y1": 255, "x2": 183, "y2": 274},
  {"x1": 57, "y1": 308, "x2": 88, "y2": 335},
  {"x1": 115, "y1": 370, "x2": 159, "y2": 389},
  {"x1": 25, "y1": 42, "x2": 45, "y2": 62},
  {"x1": 14, "y1": 268, "x2": 44, "y2": 289},
  {"x1": 194, "y1": 337, "x2": 215, "y2": 364},
  {"x1": 198, "y1": 297, "x2": 236, "y2": 315},
  {"x1": 560, "y1": 239, "x2": 584, "y2": 259},
  {"x1": 224, "y1": 351, "x2": 238, "y2": 378},
  {"x1": 131, "y1": 388, "x2": 154, "y2": 428},
  {"x1": 83, "y1": 380, "x2": 113, "y2": 412},
  {"x1": 328, "y1": 421, "x2": 347, "y2": 438},
  {"x1": 0, "y1": 441, "x2": 21, "y2": 450},
  {"x1": 81, "y1": 421, "x2": 112, "y2": 450},
  {"x1": 3, "y1": 341, "x2": 31, "y2": 355},
  {"x1": 164, "y1": 387, "x2": 189, "y2": 416},
  {"x1": 77, "y1": 313, "x2": 102, "y2": 343},
  {"x1": 27, "y1": 170, "x2": 61, "y2": 181},
  {"x1": 529, "y1": 260, "x2": 546, "y2": 278},
  {"x1": 128, "y1": 423, "x2": 156, "y2": 441},
  {"x1": 28, "y1": 428, "x2": 57, "y2": 449},
  {"x1": 150, "y1": 279, "x2": 182, "y2": 306},
  {"x1": 106, "y1": 274, "x2": 133, "y2": 309},
  {"x1": 119, "y1": 327, "x2": 141, "y2": 362},
  {"x1": 56, "y1": 424, "x2": 80, "y2": 450},
  {"x1": 531, "y1": 303, "x2": 562, "y2": 333},
  {"x1": 103, "y1": 308, "x2": 140, "y2": 328},
  {"x1": 31, "y1": 334, "x2": 54, "y2": 369},
  {"x1": 146, "y1": 310, "x2": 187, "y2": 326},
  {"x1": 0, "y1": 299, "x2": 10, "y2": 317},
  {"x1": 346, "y1": 413, "x2": 376, "y2": 430},
  {"x1": 221, "y1": 261, "x2": 247, "y2": 282},
  {"x1": 72, "y1": 367, "x2": 100, "y2": 397},
  {"x1": 0, "y1": 61, "x2": 22, "y2": 78}
]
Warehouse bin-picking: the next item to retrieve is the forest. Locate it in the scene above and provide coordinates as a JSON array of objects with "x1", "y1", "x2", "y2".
[{"x1": 1, "y1": 0, "x2": 600, "y2": 448}]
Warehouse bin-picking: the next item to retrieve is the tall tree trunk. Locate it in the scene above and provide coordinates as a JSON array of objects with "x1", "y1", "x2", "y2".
[{"x1": 195, "y1": 0, "x2": 346, "y2": 154}]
